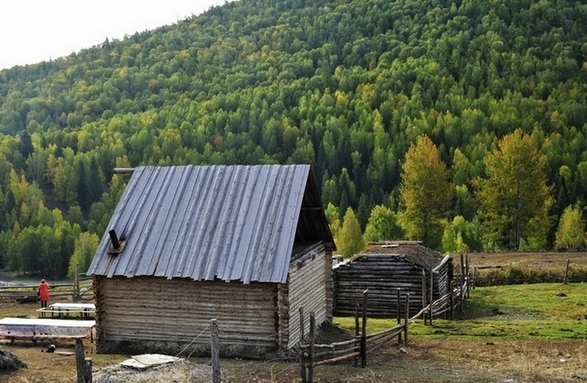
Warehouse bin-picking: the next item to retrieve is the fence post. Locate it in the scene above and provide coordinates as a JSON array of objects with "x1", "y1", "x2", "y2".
[
  {"x1": 421, "y1": 269, "x2": 427, "y2": 325},
  {"x1": 210, "y1": 319, "x2": 220, "y2": 383},
  {"x1": 404, "y1": 293, "x2": 410, "y2": 345},
  {"x1": 564, "y1": 259, "x2": 570, "y2": 284},
  {"x1": 361, "y1": 290, "x2": 368, "y2": 368},
  {"x1": 308, "y1": 312, "x2": 315, "y2": 383},
  {"x1": 299, "y1": 307, "x2": 306, "y2": 383},
  {"x1": 354, "y1": 303, "x2": 360, "y2": 367},
  {"x1": 445, "y1": 272, "x2": 451, "y2": 320},
  {"x1": 73, "y1": 266, "x2": 80, "y2": 302},
  {"x1": 429, "y1": 271, "x2": 434, "y2": 325},
  {"x1": 449, "y1": 280, "x2": 454, "y2": 320},
  {"x1": 76, "y1": 339, "x2": 91, "y2": 383},
  {"x1": 459, "y1": 274, "x2": 464, "y2": 315},
  {"x1": 460, "y1": 254, "x2": 465, "y2": 304},
  {"x1": 85, "y1": 358, "x2": 92, "y2": 383},
  {"x1": 473, "y1": 267, "x2": 477, "y2": 290},
  {"x1": 466, "y1": 253, "x2": 470, "y2": 298},
  {"x1": 396, "y1": 289, "x2": 402, "y2": 343}
]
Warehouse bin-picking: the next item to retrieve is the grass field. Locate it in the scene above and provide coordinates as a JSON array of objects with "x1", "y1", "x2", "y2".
[{"x1": 2, "y1": 253, "x2": 587, "y2": 382}]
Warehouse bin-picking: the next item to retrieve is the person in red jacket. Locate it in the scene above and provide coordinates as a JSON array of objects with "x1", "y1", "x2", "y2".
[{"x1": 37, "y1": 279, "x2": 50, "y2": 308}]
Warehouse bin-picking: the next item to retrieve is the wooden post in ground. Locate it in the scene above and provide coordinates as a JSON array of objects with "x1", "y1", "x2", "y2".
[
  {"x1": 299, "y1": 307, "x2": 306, "y2": 383},
  {"x1": 404, "y1": 294, "x2": 410, "y2": 345},
  {"x1": 564, "y1": 259, "x2": 571, "y2": 284},
  {"x1": 449, "y1": 280, "x2": 454, "y2": 320},
  {"x1": 396, "y1": 289, "x2": 402, "y2": 343},
  {"x1": 459, "y1": 274, "x2": 464, "y2": 315},
  {"x1": 361, "y1": 290, "x2": 368, "y2": 368},
  {"x1": 73, "y1": 266, "x2": 80, "y2": 302},
  {"x1": 466, "y1": 253, "x2": 470, "y2": 298},
  {"x1": 421, "y1": 269, "x2": 427, "y2": 325},
  {"x1": 76, "y1": 339, "x2": 91, "y2": 383},
  {"x1": 473, "y1": 267, "x2": 477, "y2": 290},
  {"x1": 460, "y1": 253, "x2": 465, "y2": 299},
  {"x1": 210, "y1": 319, "x2": 220, "y2": 383},
  {"x1": 446, "y1": 270, "x2": 452, "y2": 319},
  {"x1": 308, "y1": 312, "x2": 315, "y2": 383},
  {"x1": 429, "y1": 270, "x2": 434, "y2": 325},
  {"x1": 354, "y1": 303, "x2": 360, "y2": 367},
  {"x1": 85, "y1": 358, "x2": 92, "y2": 383}
]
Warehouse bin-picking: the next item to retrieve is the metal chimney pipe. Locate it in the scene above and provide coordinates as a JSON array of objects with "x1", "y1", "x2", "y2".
[{"x1": 109, "y1": 230, "x2": 121, "y2": 249}]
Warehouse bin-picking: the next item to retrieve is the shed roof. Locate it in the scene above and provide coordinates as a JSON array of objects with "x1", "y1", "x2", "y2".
[
  {"x1": 87, "y1": 164, "x2": 333, "y2": 283},
  {"x1": 357, "y1": 241, "x2": 446, "y2": 270}
]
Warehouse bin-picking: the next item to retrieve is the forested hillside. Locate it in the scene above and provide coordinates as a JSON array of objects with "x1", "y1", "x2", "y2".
[{"x1": 0, "y1": 0, "x2": 586, "y2": 277}]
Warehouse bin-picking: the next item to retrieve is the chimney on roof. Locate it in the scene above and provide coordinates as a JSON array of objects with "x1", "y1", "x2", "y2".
[{"x1": 109, "y1": 230, "x2": 121, "y2": 249}]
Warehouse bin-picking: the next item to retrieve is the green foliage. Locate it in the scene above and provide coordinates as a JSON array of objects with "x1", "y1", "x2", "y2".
[
  {"x1": 0, "y1": 0, "x2": 585, "y2": 266},
  {"x1": 363, "y1": 205, "x2": 403, "y2": 243},
  {"x1": 324, "y1": 202, "x2": 341, "y2": 239},
  {"x1": 554, "y1": 204, "x2": 585, "y2": 250},
  {"x1": 6, "y1": 220, "x2": 78, "y2": 279},
  {"x1": 68, "y1": 205, "x2": 85, "y2": 229},
  {"x1": 68, "y1": 232, "x2": 100, "y2": 278},
  {"x1": 475, "y1": 130, "x2": 553, "y2": 251},
  {"x1": 399, "y1": 135, "x2": 452, "y2": 249},
  {"x1": 335, "y1": 208, "x2": 365, "y2": 258},
  {"x1": 441, "y1": 215, "x2": 482, "y2": 254}
]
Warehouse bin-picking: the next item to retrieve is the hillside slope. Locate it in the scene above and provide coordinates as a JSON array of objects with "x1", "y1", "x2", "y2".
[{"x1": 0, "y1": 0, "x2": 586, "y2": 264}]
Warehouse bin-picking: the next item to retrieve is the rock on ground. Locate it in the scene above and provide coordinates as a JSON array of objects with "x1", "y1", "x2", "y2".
[{"x1": 0, "y1": 349, "x2": 27, "y2": 371}]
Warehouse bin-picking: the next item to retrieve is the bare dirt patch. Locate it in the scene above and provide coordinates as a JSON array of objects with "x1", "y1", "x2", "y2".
[{"x1": 469, "y1": 251, "x2": 587, "y2": 269}]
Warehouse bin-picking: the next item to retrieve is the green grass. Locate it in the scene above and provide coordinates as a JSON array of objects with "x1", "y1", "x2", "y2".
[{"x1": 335, "y1": 282, "x2": 587, "y2": 341}]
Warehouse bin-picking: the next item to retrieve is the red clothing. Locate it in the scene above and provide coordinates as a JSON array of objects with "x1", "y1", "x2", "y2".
[{"x1": 38, "y1": 281, "x2": 50, "y2": 301}]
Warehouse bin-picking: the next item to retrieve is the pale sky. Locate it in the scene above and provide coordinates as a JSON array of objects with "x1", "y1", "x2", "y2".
[{"x1": 0, "y1": 0, "x2": 231, "y2": 70}]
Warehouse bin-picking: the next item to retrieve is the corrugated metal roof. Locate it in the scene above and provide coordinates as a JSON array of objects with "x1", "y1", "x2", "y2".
[{"x1": 87, "y1": 164, "x2": 328, "y2": 284}]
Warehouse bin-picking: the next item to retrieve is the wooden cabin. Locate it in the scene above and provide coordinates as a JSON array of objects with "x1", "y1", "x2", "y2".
[
  {"x1": 87, "y1": 165, "x2": 335, "y2": 358},
  {"x1": 333, "y1": 242, "x2": 453, "y2": 318}
]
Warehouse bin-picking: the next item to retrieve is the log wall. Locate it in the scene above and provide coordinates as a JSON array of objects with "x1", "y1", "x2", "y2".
[
  {"x1": 286, "y1": 244, "x2": 332, "y2": 348},
  {"x1": 333, "y1": 255, "x2": 452, "y2": 318},
  {"x1": 93, "y1": 276, "x2": 278, "y2": 357}
]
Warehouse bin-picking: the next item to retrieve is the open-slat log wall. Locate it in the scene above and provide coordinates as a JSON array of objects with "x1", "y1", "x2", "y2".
[
  {"x1": 334, "y1": 254, "x2": 453, "y2": 318},
  {"x1": 433, "y1": 255, "x2": 453, "y2": 303},
  {"x1": 286, "y1": 243, "x2": 332, "y2": 349},
  {"x1": 94, "y1": 276, "x2": 278, "y2": 357}
]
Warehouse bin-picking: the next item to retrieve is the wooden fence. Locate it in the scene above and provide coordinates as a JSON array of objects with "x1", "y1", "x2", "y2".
[
  {"x1": 0, "y1": 274, "x2": 93, "y2": 303},
  {"x1": 299, "y1": 277, "x2": 469, "y2": 383}
]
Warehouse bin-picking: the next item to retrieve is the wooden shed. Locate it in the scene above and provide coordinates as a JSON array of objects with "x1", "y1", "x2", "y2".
[
  {"x1": 87, "y1": 164, "x2": 335, "y2": 358},
  {"x1": 333, "y1": 242, "x2": 453, "y2": 318}
]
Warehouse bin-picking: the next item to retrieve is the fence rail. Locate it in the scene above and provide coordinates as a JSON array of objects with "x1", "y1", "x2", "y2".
[{"x1": 0, "y1": 273, "x2": 93, "y2": 302}]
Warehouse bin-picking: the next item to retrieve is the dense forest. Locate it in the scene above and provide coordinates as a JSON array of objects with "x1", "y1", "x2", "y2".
[{"x1": 0, "y1": 0, "x2": 586, "y2": 278}]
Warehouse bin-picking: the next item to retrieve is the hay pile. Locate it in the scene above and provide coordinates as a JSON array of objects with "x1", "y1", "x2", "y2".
[{"x1": 93, "y1": 359, "x2": 221, "y2": 383}]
